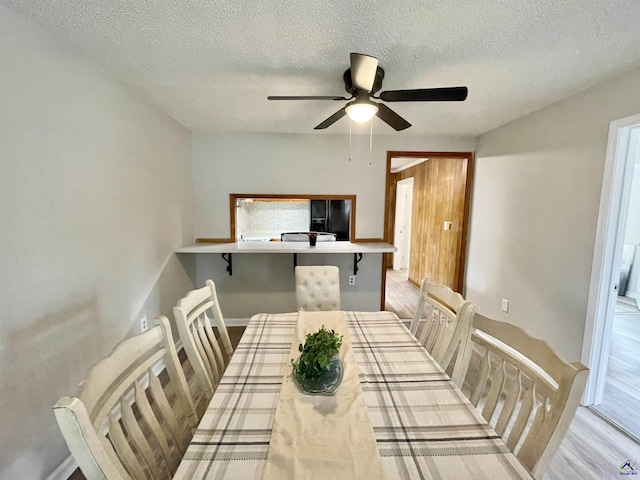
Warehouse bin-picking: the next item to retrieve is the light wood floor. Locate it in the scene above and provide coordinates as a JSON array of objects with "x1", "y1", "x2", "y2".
[
  {"x1": 543, "y1": 407, "x2": 640, "y2": 479},
  {"x1": 384, "y1": 268, "x2": 640, "y2": 479},
  {"x1": 615, "y1": 295, "x2": 640, "y2": 314},
  {"x1": 385, "y1": 268, "x2": 420, "y2": 318},
  {"x1": 593, "y1": 297, "x2": 640, "y2": 441}
]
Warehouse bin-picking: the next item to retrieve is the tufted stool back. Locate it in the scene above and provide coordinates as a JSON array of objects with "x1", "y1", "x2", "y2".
[{"x1": 294, "y1": 265, "x2": 341, "y2": 311}]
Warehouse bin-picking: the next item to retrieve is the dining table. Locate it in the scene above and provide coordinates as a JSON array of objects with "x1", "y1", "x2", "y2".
[{"x1": 173, "y1": 311, "x2": 532, "y2": 479}]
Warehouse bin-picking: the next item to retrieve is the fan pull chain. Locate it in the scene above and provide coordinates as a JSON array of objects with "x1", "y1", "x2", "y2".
[
  {"x1": 349, "y1": 119, "x2": 352, "y2": 162},
  {"x1": 369, "y1": 119, "x2": 373, "y2": 165}
]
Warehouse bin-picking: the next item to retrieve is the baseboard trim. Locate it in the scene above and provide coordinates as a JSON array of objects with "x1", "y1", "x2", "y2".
[
  {"x1": 588, "y1": 406, "x2": 640, "y2": 443},
  {"x1": 46, "y1": 454, "x2": 77, "y2": 480}
]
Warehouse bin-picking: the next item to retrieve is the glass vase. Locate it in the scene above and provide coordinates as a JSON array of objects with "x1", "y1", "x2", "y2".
[{"x1": 292, "y1": 355, "x2": 343, "y2": 396}]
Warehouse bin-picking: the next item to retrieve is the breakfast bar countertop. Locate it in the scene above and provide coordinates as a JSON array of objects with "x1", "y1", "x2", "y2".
[{"x1": 175, "y1": 241, "x2": 396, "y2": 254}]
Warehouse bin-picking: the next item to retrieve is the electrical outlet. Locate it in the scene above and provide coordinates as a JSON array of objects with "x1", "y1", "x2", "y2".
[
  {"x1": 140, "y1": 315, "x2": 148, "y2": 332},
  {"x1": 501, "y1": 299, "x2": 509, "y2": 313},
  {"x1": 348, "y1": 275, "x2": 356, "y2": 286}
]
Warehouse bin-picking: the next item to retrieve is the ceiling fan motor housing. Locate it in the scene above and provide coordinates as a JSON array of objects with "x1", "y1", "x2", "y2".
[
  {"x1": 267, "y1": 53, "x2": 467, "y2": 131},
  {"x1": 343, "y1": 67, "x2": 385, "y2": 95}
]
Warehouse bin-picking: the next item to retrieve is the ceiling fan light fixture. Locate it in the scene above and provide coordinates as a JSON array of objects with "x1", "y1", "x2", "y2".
[
  {"x1": 268, "y1": 53, "x2": 468, "y2": 131},
  {"x1": 346, "y1": 102, "x2": 378, "y2": 123}
]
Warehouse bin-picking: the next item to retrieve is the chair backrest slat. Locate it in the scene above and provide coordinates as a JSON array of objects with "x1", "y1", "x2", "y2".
[
  {"x1": 469, "y1": 349, "x2": 491, "y2": 406},
  {"x1": 460, "y1": 313, "x2": 588, "y2": 478},
  {"x1": 93, "y1": 350, "x2": 164, "y2": 428},
  {"x1": 206, "y1": 280, "x2": 233, "y2": 356},
  {"x1": 408, "y1": 279, "x2": 476, "y2": 385},
  {"x1": 79, "y1": 328, "x2": 165, "y2": 424},
  {"x1": 494, "y1": 372, "x2": 522, "y2": 436},
  {"x1": 195, "y1": 312, "x2": 225, "y2": 378},
  {"x1": 108, "y1": 414, "x2": 142, "y2": 479},
  {"x1": 506, "y1": 382, "x2": 536, "y2": 452},
  {"x1": 192, "y1": 316, "x2": 220, "y2": 386},
  {"x1": 54, "y1": 316, "x2": 197, "y2": 480},
  {"x1": 416, "y1": 298, "x2": 451, "y2": 353},
  {"x1": 147, "y1": 373, "x2": 186, "y2": 454},
  {"x1": 481, "y1": 358, "x2": 506, "y2": 421},
  {"x1": 134, "y1": 381, "x2": 173, "y2": 468},
  {"x1": 121, "y1": 395, "x2": 161, "y2": 478},
  {"x1": 185, "y1": 299, "x2": 214, "y2": 326},
  {"x1": 174, "y1": 279, "x2": 234, "y2": 403}
]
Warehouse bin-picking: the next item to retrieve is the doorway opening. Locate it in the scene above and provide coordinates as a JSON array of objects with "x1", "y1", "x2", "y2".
[
  {"x1": 382, "y1": 151, "x2": 473, "y2": 316},
  {"x1": 393, "y1": 178, "x2": 414, "y2": 274},
  {"x1": 582, "y1": 114, "x2": 640, "y2": 440}
]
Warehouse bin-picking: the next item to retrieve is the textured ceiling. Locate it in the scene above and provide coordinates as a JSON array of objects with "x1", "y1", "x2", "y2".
[{"x1": 3, "y1": 0, "x2": 640, "y2": 136}]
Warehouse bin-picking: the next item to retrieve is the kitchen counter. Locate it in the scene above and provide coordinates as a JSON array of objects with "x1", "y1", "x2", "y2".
[
  {"x1": 177, "y1": 241, "x2": 395, "y2": 315},
  {"x1": 176, "y1": 241, "x2": 395, "y2": 277},
  {"x1": 175, "y1": 241, "x2": 395, "y2": 254}
]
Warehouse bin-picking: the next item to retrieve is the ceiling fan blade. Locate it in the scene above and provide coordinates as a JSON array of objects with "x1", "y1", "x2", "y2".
[
  {"x1": 314, "y1": 107, "x2": 347, "y2": 130},
  {"x1": 379, "y1": 87, "x2": 468, "y2": 102},
  {"x1": 268, "y1": 95, "x2": 349, "y2": 101},
  {"x1": 350, "y1": 53, "x2": 378, "y2": 92},
  {"x1": 376, "y1": 103, "x2": 412, "y2": 131}
]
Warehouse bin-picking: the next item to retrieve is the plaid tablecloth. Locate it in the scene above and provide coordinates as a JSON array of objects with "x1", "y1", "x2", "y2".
[{"x1": 173, "y1": 311, "x2": 532, "y2": 479}]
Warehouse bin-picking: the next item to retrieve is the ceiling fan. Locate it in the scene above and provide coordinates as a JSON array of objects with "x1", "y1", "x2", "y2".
[{"x1": 267, "y1": 53, "x2": 468, "y2": 131}]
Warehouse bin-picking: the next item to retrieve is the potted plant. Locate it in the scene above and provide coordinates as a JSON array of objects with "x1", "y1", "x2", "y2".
[{"x1": 292, "y1": 326, "x2": 344, "y2": 395}]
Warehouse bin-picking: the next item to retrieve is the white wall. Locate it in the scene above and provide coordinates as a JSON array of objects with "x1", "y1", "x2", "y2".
[
  {"x1": 192, "y1": 133, "x2": 475, "y2": 239},
  {"x1": 466, "y1": 66, "x2": 640, "y2": 361},
  {"x1": 191, "y1": 132, "x2": 474, "y2": 316},
  {"x1": 0, "y1": 6, "x2": 194, "y2": 478}
]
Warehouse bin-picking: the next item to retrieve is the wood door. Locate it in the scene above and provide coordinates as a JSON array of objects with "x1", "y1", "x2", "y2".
[{"x1": 384, "y1": 153, "x2": 472, "y2": 292}]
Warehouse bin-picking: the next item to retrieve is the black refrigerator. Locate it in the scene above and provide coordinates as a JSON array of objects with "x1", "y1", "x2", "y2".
[{"x1": 310, "y1": 199, "x2": 351, "y2": 241}]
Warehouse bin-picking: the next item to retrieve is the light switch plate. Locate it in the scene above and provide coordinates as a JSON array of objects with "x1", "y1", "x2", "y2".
[{"x1": 501, "y1": 299, "x2": 509, "y2": 313}]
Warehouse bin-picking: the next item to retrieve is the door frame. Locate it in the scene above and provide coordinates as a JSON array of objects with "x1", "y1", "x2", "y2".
[
  {"x1": 381, "y1": 151, "x2": 474, "y2": 309},
  {"x1": 582, "y1": 113, "x2": 640, "y2": 405},
  {"x1": 393, "y1": 177, "x2": 414, "y2": 271}
]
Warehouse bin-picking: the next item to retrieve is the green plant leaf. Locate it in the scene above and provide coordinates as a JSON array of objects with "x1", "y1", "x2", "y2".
[{"x1": 292, "y1": 326, "x2": 343, "y2": 381}]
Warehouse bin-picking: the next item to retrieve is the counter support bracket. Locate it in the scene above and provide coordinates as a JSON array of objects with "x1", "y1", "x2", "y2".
[
  {"x1": 222, "y1": 253, "x2": 232, "y2": 276},
  {"x1": 354, "y1": 253, "x2": 363, "y2": 275}
]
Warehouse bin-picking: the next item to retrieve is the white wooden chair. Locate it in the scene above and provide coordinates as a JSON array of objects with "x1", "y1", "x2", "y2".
[
  {"x1": 54, "y1": 316, "x2": 198, "y2": 480},
  {"x1": 408, "y1": 278, "x2": 476, "y2": 384},
  {"x1": 173, "y1": 279, "x2": 234, "y2": 401},
  {"x1": 458, "y1": 313, "x2": 589, "y2": 478},
  {"x1": 294, "y1": 265, "x2": 341, "y2": 311}
]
